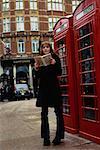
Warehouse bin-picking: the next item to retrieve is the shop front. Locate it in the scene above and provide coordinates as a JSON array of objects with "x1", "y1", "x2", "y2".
[{"x1": 0, "y1": 56, "x2": 35, "y2": 100}]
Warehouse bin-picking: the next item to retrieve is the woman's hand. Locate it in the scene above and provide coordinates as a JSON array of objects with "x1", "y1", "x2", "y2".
[
  {"x1": 34, "y1": 62, "x2": 40, "y2": 71},
  {"x1": 50, "y1": 58, "x2": 56, "y2": 65}
]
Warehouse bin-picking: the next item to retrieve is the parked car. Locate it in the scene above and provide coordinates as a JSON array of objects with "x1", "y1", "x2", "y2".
[{"x1": 14, "y1": 84, "x2": 33, "y2": 100}]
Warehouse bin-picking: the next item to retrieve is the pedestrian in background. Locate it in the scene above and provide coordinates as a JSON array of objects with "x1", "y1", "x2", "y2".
[{"x1": 34, "y1": 41, "x2": 64, "y2": 146}]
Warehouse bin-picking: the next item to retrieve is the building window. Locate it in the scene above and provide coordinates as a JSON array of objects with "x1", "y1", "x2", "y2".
[
  {"x1": 30, "y1": 0, "x2": 37, "y2": 10},
  {"x1": 2, "y1": 0, "x2": 9, "y2": 11},
  {"x1": 72, "y1": 0, "x2": 81, "y2": 12},
  {"x1": 3, "y1": 40, "x2": 11, "y2": 55},
  {"x1": 3, "y1": 18, "x2": 10, "y2": 33},
  {"x1": 16, "y1": 16, "x2": 24, "y2": 31},
  {"x1": 48, "y1": 17, "x2": 59, "y2": 31},
  {"x1": 17, "y1": 39, "x2": 25, "y2": 53},
  {"x1": 48, "y1": 0, "x2": 63, "y2": 11},
  {"x1": 32, "y1": 39, "x2": 39, "y2": 53},
  {"x1": 16, "y1": 0, "x2": 23, "y2": 10},
  {"x1": 4, "y1": 40, "x2": 11, "y2": 48},
  {"x1": 30, "y1": 17, "x2": 38, "y2": 31}
]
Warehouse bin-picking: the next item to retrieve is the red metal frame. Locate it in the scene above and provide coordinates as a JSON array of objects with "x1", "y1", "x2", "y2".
[
  {"x1": 73, "y1": 0, "x2": 100, "y2": 144},
  {"x1": 53, "y1": 17, "x2": 78, "y2": 133}
]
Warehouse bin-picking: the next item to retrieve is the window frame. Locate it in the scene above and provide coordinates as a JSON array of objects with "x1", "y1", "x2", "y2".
[
  {"x1": 30, "y1": 0, "x2": 37, "y2": 10},
  {"x1": 48, "y1": 17, "x2": 59, "y2": 31},
  {"x1": 2, "y1": 0, "x2": 9, "y2": 11},
  {"x1": 16, "y1": 0, "x2": 23, "y2": 10},
  {"x1": 48, "y1": 0, "x2": 63, "y2": 11},
  {"x1": 17, "y1": 39, "x2": 25, "y2": 53},
  {"x1": 32, "y1": 39, "x2": 39, "y2": 53},
  {"x1": 3, "y1": 17, "x2": 10, "y2": 33},
  {"x1": 30, "y1": 16, "x2": 39, "y2": 31},
  {"x1": 16, "y1": 16, "x2": 24, "y2": 31}
]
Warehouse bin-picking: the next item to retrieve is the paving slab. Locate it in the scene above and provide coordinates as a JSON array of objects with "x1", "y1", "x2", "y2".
[{"x1": 0, "y1": 99, "x2": 100, "y2": 150}]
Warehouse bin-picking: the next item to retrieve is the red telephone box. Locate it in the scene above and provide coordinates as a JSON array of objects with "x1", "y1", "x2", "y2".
[
  {"x1": 73, "y1": 0, "x2": 100, "y2": 143},
  {"x1": 53, "y1": 17, "x2": 78, "y2": 133}
]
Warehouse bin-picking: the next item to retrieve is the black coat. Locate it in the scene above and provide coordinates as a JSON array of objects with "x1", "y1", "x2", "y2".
[{"x1": 35, "y1": 53, "x2": 62, "y2": 107}]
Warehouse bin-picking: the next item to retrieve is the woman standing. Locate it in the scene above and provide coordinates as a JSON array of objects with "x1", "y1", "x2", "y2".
[{"x1": 34, "y1": 41, "x2": 64, "y2": 146}]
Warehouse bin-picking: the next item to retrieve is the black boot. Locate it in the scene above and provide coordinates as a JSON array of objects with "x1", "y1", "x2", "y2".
[
  {"x1": 52, "y1": 137, "x2": 62, "y2": 145},
  {"x1": 43, "y1": 139, "x2": 50, "y2": 146}
]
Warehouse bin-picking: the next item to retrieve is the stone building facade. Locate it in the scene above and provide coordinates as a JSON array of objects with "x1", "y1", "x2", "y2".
[{"x1": 0, "y1": 0, "x2": 79, "y2": 95}]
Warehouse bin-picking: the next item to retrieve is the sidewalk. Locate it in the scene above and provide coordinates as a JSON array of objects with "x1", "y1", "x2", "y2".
[{"x1": 0, "y1": 99, "x2": 100, "y2": 150}]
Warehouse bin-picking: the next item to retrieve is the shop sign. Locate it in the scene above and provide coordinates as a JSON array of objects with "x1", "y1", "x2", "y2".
[{"x1": 13, "y1": 60, "x2": 30, "y2": 64}]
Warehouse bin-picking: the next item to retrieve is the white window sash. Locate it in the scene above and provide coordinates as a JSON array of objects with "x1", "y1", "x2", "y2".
[
  {"x1": 48, "y1": 17, "x2": 59, "y2": 31},
  {"x1": 3, "y1": 18, "x2": 10, "y2": 32},
  {"x1": 16, "y1": 17, "x2": 24, "y2": 31},
  {"x1": 30, "y1": 17, "x2": 38, "y2": 31},
  {"x1": 2, "y1": 0, "x2": 9, "y2": 11},
  {"x1": 32, "y1": 40, "x2": 39, "y2": 53},
  {"x1": 48, "y1": 0, "x2": 63, "y2": 11},
  {"x1": 30, "y1": 1, "x2": 37, "y2": 10},
  {"x1": 18, "y1": 41, "x2": 25, "y2": 53},
  {"x1": 16, "y1": 0, "x2": 23, "y2": 10}
]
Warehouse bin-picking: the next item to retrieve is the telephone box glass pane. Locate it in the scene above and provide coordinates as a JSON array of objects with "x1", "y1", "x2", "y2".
[
  {"x1": 61, "y1": 57, "x2": 66, "y2": 67},
  {"x1": 62, "y1": 96, "x2": 69, "y2": 105},
  {"x1": 63, "y1": 106, "x2": 70, "y2": 114},
  {"x1": 59, "y1": 76, "x2": 68, "y2": 85},
  {"x1": 79, "y1": 47, "x2": 94, "y2": 60},
  {"x1": 84, "y1": 109, "x2": 95, "y2": 120},
  {"x1": 79, "y1": 23, "x2": 92, "y2": 37},
  {"x1": 82, "y1": 97, "x2": 95, "y2": 108},
  {"x1": 81, "y1": 85, "x2": 95, "y2": 95},
  {"x1": 61, "y1": 86, "x2": 68, "y2": 94},
  {"x1": 81, "y1": 60, "x2": 94, "y2": 72},
  {"x1": 81, "y1": 72, "x2": 96, "y2": 83},
  {"x1": 57, "y1": 39, "x2": 65, "y2": 47},
  {"x1": 62, "y1": 66, "x2": 68, "y2": 75},
  {"x1": 58, "y1": 49, "x2": 63, "y2": 57},
  {"x1": 57, "y1": 39, "x2": 66, "y2": 57},
  {"x1": 80, "y1": 36, "x2": 91, "y2": 49},
  {"x1": 58, "y1": 48, "x2": 66, "y2": 57}
]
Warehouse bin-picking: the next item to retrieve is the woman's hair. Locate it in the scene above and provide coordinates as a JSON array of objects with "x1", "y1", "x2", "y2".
[{"x1": 40, "y1": 41, "x2": 54, "y2": 55}]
